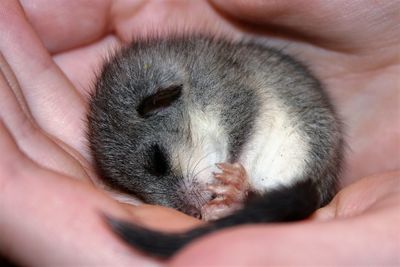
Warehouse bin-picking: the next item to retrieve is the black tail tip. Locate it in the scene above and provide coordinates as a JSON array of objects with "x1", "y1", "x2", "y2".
[{"x1": 102, "y1": 213, "x2": 192, "y2": 258}]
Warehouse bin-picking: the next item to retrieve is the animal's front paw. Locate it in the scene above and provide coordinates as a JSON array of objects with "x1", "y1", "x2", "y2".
[{"x1": 201, "y1": 163, "x2": 249, "y2": 221}]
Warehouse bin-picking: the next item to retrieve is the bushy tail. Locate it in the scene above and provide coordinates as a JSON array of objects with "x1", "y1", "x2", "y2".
[{"x1": 105, "y1": 179, "x2": 320, "y2": 258}]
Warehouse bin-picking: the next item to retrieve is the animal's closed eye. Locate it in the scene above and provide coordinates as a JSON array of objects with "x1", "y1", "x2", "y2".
[
  {"x1": 145, "y1": 144, "x2": 170, "y2": 176},
  {"x1": 137, "y1": 84, "x2": 182, "y2": 118}
]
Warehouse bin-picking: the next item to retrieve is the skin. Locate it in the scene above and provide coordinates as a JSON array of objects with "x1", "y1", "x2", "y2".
[{"x1": 0, "y1": 0, "x2": 399, "y2": 266}]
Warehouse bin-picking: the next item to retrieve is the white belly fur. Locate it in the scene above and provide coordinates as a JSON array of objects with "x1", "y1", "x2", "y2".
[
  {"x1": 173, "y1": 99, "x2": 309, "y2": 193},
  {"x1": 240, "y1": 93, "x2": 309, "y2": 193}
]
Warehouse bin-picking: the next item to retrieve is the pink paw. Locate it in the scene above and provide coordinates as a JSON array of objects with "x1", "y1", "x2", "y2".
[{"x1": 201, "y1": 162, "x2": 249, "y2": 221}]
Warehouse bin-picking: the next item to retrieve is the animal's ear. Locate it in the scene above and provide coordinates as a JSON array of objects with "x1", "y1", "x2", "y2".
[{"x1": 137, "y1": 84, "x2": 182, "y2": 118}]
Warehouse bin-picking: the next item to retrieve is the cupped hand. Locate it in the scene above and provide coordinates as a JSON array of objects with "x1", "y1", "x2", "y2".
[
  {"x1": 21, "y1": 0, "x2": 400, "y2": 186},
  {"x1": 0, "y1": 1, "x2": 198, "y2": 266},
  {"x1": 0, "y1": 0, "x2": 399, "y2": 266},
  {"x1": 170, "y1": 171, "x2": 400, "y2": 266}
]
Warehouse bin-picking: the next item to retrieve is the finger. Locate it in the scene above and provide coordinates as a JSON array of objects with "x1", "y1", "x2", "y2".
[
  {"x1": 0, "y1": 56, "x2": 35, "y2": 136},
  {"x1": 20, "y1": 0, "x2": 112, "y2": 53},
  {"x1": 0, "y1": 1, "x2": 88, "y2": 157},
  {"x1": 311, "y1": 171, "x2": 400, "y2": 221},
  {"x1": 0, "y1": 58, "x2": 91, "y2": 181},
  {"x1": 329, "y1": 172, "x2": 400, "y2": 218},
  {"x1": 0, "y1": 52, "x2": 33, "y2": 120},
  {"x1": 0, "y1": 120, "x2": 27, "y2": 169},
  {"x1": 111, "y1": 0, "x2": 240, "y2": 43},
  {"x1": 53, "y1": 35, "x2": 121, "y2": 97},
  {"x1": 210, "y1": 0, "x2": 400, "y2": 52},
  {"x1": 128, "y1": 204, "x2": 203, "y2": 232},
  {"x1": 0, "y1": 120, "x2": 157, "y2": 266}
]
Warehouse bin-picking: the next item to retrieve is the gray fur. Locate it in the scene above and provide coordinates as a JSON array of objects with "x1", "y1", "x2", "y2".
[{"x1": 88, "y1": 34, "x2": 343, "y2": 217}]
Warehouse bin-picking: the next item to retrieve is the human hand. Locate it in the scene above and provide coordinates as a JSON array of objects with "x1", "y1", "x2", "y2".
[
  {"x1": 0, "y1": 2, "x2": 160, "y2": 266},
  {"x1": 1, "y1": 0, "x2": 399, "y2": 266},
  {"x1": 170, "y1": 171, "x2": 400, "y2": 265},
  {"x1": 170, "y1": 1, "x2": 400, "y2": 265},
  {"x1": 0, "y1": 1, "x2": 198, "y2": 266},
  {"x1": 207, "y1": 0, "x2": 400, "y2": 186},
  {"x1": 21, "y1": 0, "x2": 400, "y2": 186}
]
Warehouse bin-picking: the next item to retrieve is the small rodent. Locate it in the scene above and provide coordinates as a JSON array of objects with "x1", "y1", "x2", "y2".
[{"x1": 87, "y1": 34, "x2": 344, "y2": 258}]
